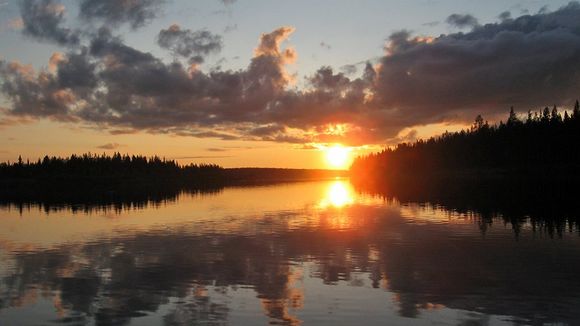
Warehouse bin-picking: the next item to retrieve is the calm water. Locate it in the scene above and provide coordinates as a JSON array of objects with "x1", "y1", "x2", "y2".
[{"x1": 1, "y1": 180, "x2": 579, "y2": 325}]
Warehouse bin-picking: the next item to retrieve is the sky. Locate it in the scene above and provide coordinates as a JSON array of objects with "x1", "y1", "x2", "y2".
[{"x1": 0, "y1": 0, "x2": 577, "y2": 168}]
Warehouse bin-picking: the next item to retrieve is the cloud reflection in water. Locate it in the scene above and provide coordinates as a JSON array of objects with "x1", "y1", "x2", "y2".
[{"x1": 1, "y1": 181, "x2": 580, "y2": 325}]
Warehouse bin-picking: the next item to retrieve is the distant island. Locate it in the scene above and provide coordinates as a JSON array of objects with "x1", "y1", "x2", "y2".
[{"x1": 0, "y1": 153, "x2": 346, "y2": 204}]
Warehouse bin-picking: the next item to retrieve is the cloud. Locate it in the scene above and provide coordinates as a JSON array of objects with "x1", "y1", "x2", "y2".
[
  {"x1": 48, "y1": 52, "x2": 65, "y2": 72},
  {"x1": 373, "y1": 2, "x2": 580, "y2": 130},
  {"x1": 97, "y1": 142, "x2": 123, "y2": 150},
  {"x1": 446, "y1": 13, "x2": 479, "y2": 29},
  {"x1": 172, "y1": 155, "x2": 233, "y2": 159},
  {"x1": 79, "y1": 0, "x2": 164, "y2": 29},
  {"x1": 19, "y1": 0, "x2": 80, "y2": 46},
  {"x1": 498, "y1": 11, "x2": 511, "y2": 21},
  {"x1": 0, "y1": 60, "x2": 76, "y2": 118},
  {"x1": 422, "y1": 21, "x2": 439, "y2": 27},
  {"x1": 157, "y1": 24, "x2": 222, "y2": 64},
  {"x1": 18, "y1": 0, "x2": 166, "y2": 48},
  {"x1": 340, "y1": 64, "x2": 357, "y2": 75},
  {"x1": 389, "y1": 129, "x2": 418, "y2": 144},
  {"x1": 5, "y1": 3, "x2": 580, "y2": 147},
  {"x1": 299, "y1": 143, "x2": 320, "y2": 150},
  {"x1": 538, "y1": 5, "x2": 549, "y2": 15},
  {"x1": 224, "y1": 24, "x2": 237, "y2": 33},
  {"x1": 255, "y1": 26, "x2": 295, "y2": 58}
]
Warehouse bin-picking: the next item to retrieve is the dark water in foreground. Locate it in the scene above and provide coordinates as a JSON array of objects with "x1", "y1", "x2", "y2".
[{"x1": 1, "y1": 180, "x2": 579, "y2": 326}]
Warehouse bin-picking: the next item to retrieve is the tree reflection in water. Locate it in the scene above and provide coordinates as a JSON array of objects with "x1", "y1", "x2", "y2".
[{"x1": 1, "y1": 180, "x2": 580, "y2": 325}]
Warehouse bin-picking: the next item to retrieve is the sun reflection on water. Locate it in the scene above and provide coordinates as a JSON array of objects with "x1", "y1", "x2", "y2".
[{"x1": 319, "y1": 180, "x2": 355, "y2": 208}]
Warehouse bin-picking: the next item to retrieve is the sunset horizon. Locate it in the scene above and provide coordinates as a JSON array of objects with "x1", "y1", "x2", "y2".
[
  {"x1": 3, "y1": 0, "x2": 580, "y2": 168},
  {"x1": 3, "y1": 1, "x2": 580, "y2": 325}
]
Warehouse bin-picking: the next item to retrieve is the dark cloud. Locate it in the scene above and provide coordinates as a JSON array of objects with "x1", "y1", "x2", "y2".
[
  {"x1": 340, "y1": 64, "x2": 357, "y2": 75},
  {"x1": 79, "y1": 0, "x2": 164, "y2": 29},
  {"x1": 0, "y1": 60, "x2": 76, "y2": 118},
  {"x1": 373, "y1": 1, "x2": 580, "y2": 132},
  {"x1": 18, "y1": 0, "x2": 166, "y2": 49},
  {"x1": 498, "y1": 11, "x2": 511, "y2": 21},
  {"x1": 446, "y1": 13, "x2": 479, "y2": 29},
  {"x1": 56, "y1": 51, "x2": 98, "y2": 89},
  {"x1": 157, "y1": 24, "x2": 222, "y2": 63},
  {"x1": 5, "y1": 3, "x2": 580, "y2": 146},
  {"x1": 19, "y1": 0, "x2": 80, "y2": 46}
]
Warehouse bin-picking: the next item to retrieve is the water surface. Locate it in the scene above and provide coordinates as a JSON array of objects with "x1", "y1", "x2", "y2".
[{"x1": 1, "y1": 180, "x2": 579, "y2": 325}]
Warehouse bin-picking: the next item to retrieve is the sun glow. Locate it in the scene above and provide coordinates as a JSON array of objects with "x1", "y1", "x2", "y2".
[
  {"x1": 324, "y1": 144, "x2": 351, "y2": 169},
  {"x1": 319, "y1": 180, "x2": 354, "y2": 208}
]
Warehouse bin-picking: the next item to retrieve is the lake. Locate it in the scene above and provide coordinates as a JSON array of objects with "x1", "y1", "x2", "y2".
[{"x1": 1, "y1": 179, "x2": 579, "y2": 325}]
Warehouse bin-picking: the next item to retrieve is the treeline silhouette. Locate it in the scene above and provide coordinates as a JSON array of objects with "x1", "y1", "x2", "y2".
[
  {"x1": 350, "y1": 103, "x2": 580, "y2": 228},
  {"x1": 0, "y1": 153, "x2": 223, "y2": 204},
  {"x1": 351, "y1": 103, "x2": 580, "y2": 182},
  {"x1": 0, "y1": 152, "x2": 346, "y2": 204},
  {"x1": 1, "y1": 152, "x2": 222, "y2": 179}
]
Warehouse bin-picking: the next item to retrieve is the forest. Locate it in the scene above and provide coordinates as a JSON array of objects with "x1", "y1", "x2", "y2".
[
  {"x1": 351, "y1": 102, "x2": 580, "y2": 183},
  {"x1": 349, "y1": 103, "x2": 580, "y2": 219},
  {"x1": 0, "y1": 153, "x2": 345, "y2": 203},
  {"x1": 1, "y1": 153, "x2": 222, "y2": 180}
]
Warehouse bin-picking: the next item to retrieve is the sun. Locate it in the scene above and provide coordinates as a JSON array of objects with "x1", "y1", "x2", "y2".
[{"x1": 325, "y1": 144, "x2": 351, "y2": 169}]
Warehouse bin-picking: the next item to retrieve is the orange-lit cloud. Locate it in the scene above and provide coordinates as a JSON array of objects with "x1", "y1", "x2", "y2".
[
  {"x1": 4, "y1": 1, "x2": 580, "y2": 148},
  {"x1": 48, "y1": 52, "x2": 65, "y2": 72},
  {"x1": 96, "y1": 142, "x2": 124, "y2": 149}
]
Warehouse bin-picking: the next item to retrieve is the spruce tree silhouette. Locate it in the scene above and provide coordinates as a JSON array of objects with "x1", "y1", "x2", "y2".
[{"x1": 351, "y1": 104, "x2": 580, "y2": 184}]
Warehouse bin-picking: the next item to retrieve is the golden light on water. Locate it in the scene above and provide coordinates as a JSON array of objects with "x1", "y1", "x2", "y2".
[
  {"x1": 319, "y1": 180, "x2": 354, "y2": 208},
  {"x1": 324, "y1": 144, "x2": 351, "y2": 169}
]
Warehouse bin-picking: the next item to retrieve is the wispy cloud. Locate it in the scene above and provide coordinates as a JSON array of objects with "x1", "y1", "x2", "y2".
[
  {"x1": 445, "y1": 13, "x2": 479, "y2": 29},
  {"x1": 157, "y1": 24, "x2": 222, "y2": 64},
  {"x1": 79, "y1": 0, "x2": 165, "y2": 30},
  {"x1": 319, "y1": 41, "x2": 331, "y2": 50},
  {"x1": 96, "y1": 142, "x2": 124, "y2": 150},
  {"x1": 20, "y1": 0, "x2": 80, "y2": 46},
  {"x1": 172, "y1": 155, "x2": 233, "y2": 159},
  {"x1": 422, "y1": 21, "x2": 439, "y2": 27}
]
